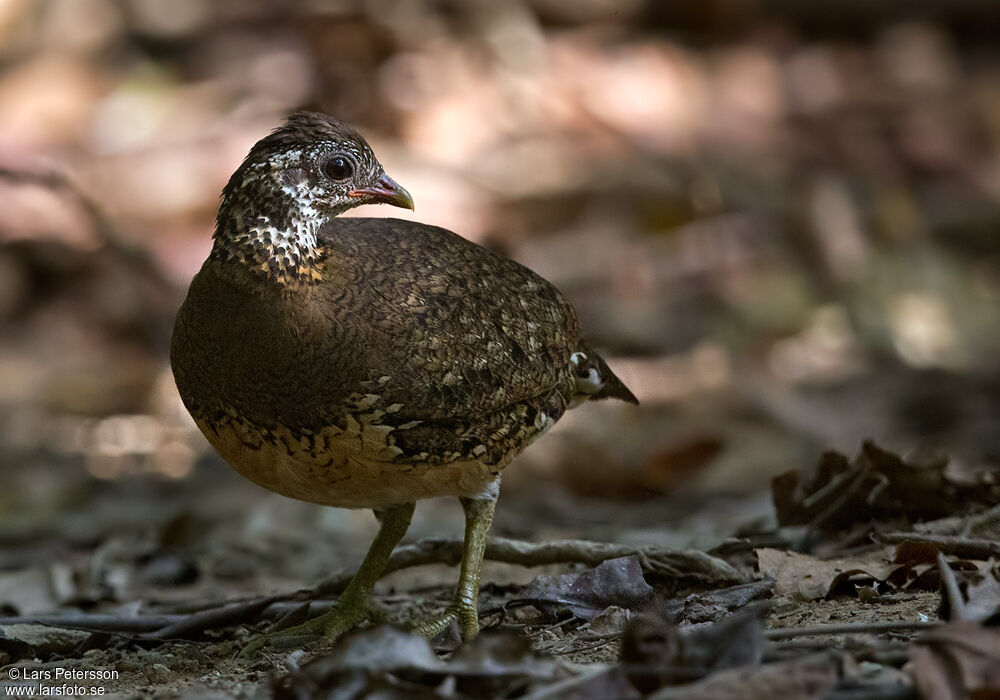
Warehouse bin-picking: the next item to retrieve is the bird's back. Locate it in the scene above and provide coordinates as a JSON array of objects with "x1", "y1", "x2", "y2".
[{"x1": 313, "y1": 217, "x2": 584, "y2": 418}]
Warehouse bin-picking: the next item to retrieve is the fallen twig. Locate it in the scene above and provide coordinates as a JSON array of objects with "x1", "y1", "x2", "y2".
[
  {"x1": 144, "y1": 594, "x2": 288, "y2": 640},
  {"x1": 767, "y1": 638, "x2": 911, "y2": 667},
  {"x1": 0, "y1": 614, "x2": 182, "y2": 633},
  {"x1": 879, "y1": 532, "x2": 1000, "y2": 560},
  {"x1": 765, "y1": 620, "x2": 939, "y2": 639},
  {"x1": 804, "y1": 458, "x2": 872, "y2": 541},
  {"x1": 936, "y1": 551, "x2": 966, "y2": 621},
  {"x1": 0, "y1": 596, "x2": 299, "y2": 639},
  {"x1": 314, "y1": 537, "x2": 746, "y2": 595}
]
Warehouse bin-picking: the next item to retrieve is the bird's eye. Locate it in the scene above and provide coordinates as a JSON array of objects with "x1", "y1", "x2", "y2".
[{"x1": 323, "y1": 156, "x2": 354, "y2": 180}]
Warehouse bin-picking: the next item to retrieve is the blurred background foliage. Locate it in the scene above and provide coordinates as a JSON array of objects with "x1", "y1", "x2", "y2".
[{"x1": 0, "y1": 0, "x2": 998, "y2": 556}]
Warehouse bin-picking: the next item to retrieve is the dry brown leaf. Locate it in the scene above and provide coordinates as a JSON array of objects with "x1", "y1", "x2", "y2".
[
  {"x1": 772, "y1": 441, "x2": 1000, "y2": 532},
  {"x1": 520, "y1": 556, "x2": 655, "y2": 621},
  {"x1": 907, "y1": 621, "x2": 1000, "y2": 700},
  {"x1": 756, "y1": 548, "x2": 896, "y2": 601},
  {"x1": 273, "y1": 626, "x2": 561, "y2": 699}
]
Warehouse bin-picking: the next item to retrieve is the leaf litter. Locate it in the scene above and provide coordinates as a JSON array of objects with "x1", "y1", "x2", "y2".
[
  {"x1": 516, "y1": 556, "x2": 655, "y2": 622},
  {"x1": 5, "y1": 440, "x2": 1000, "y2": 698}
]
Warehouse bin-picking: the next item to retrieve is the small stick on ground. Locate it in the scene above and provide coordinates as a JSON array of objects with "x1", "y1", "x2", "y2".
[
  {"x1": 144, "y1": 594, "x2": 288, "y2": 640},
  {"x1": 314, "y1": 537, "x2": 746, "y2": 595},
  {"x1": 803, "y1": 459, "x2": 872, "y2": 542},
  {"x1": 0, "y1": 615, "x2": 182, "y2": 633},
  {"x1": 0, "y1": 597, "x2": 302, "y2": 639},
  {"x1": 764, "y1": 620, "x2": 940, "y2": 639},
  {"x1": 879, "y1": 533, "x2": 1000, "y2": 560},
  {"x1": 936, "y1": 551, "x2": 966, "y2": 621}
]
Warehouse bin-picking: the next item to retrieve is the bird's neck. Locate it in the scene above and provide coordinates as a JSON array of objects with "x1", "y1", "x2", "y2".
[{"x1": 210, "y1": 186, "x2": 339, "y2": 286}]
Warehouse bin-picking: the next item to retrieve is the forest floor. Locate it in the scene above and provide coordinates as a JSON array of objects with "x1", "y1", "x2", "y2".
[{"x1": 2, "y1": 422, "x2": 999, "y2": 699}]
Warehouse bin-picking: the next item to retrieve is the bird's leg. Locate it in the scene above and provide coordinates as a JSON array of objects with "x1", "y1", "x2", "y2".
[
  {"x1": 241, "y1": 502, "x2": 414, "y2": 654},
  {"x1": 412, "y1": 481, "x2": 498, "y2": 640}
]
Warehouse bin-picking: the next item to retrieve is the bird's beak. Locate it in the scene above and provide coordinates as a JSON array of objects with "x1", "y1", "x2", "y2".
[{"x1": 348, "y1": 173, "x2": 414, "y2": 210}]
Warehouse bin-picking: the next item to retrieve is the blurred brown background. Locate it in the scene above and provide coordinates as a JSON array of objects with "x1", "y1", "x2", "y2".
[{"x1": 1, "y1": 0, "x2": 999, "y2": 578}]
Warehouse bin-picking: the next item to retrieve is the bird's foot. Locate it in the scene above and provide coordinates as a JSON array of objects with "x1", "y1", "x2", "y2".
[
  {"x1": 411, "y1": 601, "x2": 480, "y2": 640},
  {"x1": 239, "y1": 602, "x2": 378, "y2": 657}
]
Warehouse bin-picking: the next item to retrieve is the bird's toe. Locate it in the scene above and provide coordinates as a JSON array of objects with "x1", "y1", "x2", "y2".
[
  {"x1": 238, "y1": 602, "x2": 374, "y2": 657},
  {"x1": 411, "y1": 602, "x2": 480, "y2": 640}
]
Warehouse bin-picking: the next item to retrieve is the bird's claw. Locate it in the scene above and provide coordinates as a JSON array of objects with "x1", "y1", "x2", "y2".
[{"x1": 238, "y1": 603, "x2": 375, "y2": 657}]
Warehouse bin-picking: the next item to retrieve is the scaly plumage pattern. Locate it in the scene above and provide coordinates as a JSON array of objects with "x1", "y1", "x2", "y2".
[{"x1": 170, "y1": 112, "x2": 637, "y2": 643}]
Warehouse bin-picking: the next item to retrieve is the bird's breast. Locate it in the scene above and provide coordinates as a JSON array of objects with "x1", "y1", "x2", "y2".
[{"x1": 194, "y1": 412, "x2": 501, "y2": 508}]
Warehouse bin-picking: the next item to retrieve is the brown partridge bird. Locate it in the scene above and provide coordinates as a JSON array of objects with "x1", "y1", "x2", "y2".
[{"x1": 170, "y1": 112, "x2": 637, "y2": 646}]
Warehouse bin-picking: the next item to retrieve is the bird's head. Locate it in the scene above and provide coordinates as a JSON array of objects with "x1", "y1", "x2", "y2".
[{"x1": 215, "y1": 112, "x2": 413, "y2": 256}]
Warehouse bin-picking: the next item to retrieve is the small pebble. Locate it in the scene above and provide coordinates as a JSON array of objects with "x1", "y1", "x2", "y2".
[
  {"x1": 856, "y1": 585, "x2": 881, "y2": 604},
  {"x1": 146, "y1": 663, "x2": 171, "y2": 684}
]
